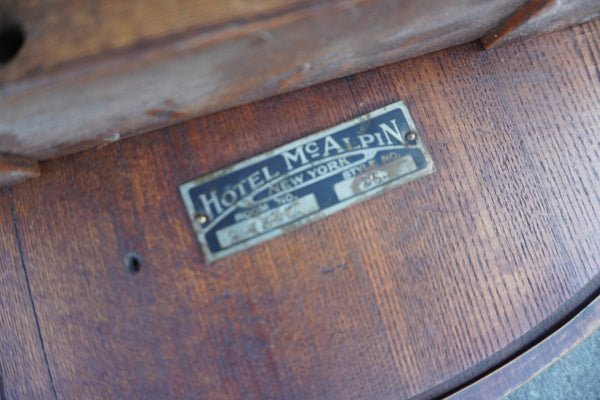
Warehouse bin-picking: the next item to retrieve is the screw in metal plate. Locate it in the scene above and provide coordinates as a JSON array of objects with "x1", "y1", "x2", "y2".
[
  {"x1": 195, "y1": 213, "x2": 209, "y2": 224},
  {"x1": 405, "y1": 131, "x2": 417, "y2": 142}
]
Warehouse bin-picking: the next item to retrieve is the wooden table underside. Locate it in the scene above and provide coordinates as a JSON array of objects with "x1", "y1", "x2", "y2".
[{"x1": 1, "y1": 18, "x2": 600, "y2": 400}]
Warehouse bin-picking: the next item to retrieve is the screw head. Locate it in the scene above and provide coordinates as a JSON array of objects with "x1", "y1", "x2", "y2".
[
  {"x1": 195, "y1": 213, "x2": 209, "y2": 224},
  {"x1": 405, "y1": 132, "x2": 417, "y2": 142}
]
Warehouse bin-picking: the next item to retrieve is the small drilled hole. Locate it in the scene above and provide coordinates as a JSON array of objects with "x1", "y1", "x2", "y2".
[
  {"x1": 125, "y1": 253, "x2": 142, "y2": 275},
  {"x1": 0, "y1": 23, "x2": 26, "y2": 64}
]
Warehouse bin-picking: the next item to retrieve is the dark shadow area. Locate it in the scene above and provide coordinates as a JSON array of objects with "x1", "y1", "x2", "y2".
[{"x1": 0, "y1": 21, "x2": 25, "y2": 64}]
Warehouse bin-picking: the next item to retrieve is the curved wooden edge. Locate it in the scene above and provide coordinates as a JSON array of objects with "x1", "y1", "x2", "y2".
[
  {"x1": 443, "y1": 293, "x2": 600, "y2": 400},
  {"x1": 0, "y1": 154, "x2": 40, "y2": 186}
]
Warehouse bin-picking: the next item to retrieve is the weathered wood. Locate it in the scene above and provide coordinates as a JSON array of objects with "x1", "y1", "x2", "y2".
[
  {"x1": 1, "y1": 0, "x2": 531, "y2": 159},
  {"x1": 483, "y1": 0, "x2": 600, "y2": 48},
  {"x1": 1, "y1": 0, "x2": 318, "y2": 84},
  {"x1": 0, "y1": 190, "x2": 55, "y2": 399},
  {"x1": 446, "y1": 293, "x2": 600, "y2": 399},
  {"x1": 0, "y1": 154, "x2": 40, "y2": 186},
  {"x1": 5, "y1": 18, "x2": 600, "y2": 399}
]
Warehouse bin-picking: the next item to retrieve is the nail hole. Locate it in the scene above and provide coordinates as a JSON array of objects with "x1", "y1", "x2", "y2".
[
  {"x1": 0, "y1": 22, "x2": 26, "y2": 64},
  {"x1": 125, "y1": 253, "x2": 142, "y2": 275}
]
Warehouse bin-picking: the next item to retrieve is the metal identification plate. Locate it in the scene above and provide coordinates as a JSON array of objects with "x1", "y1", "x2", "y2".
[{"x1": 180, "y1": 101, "x2": 435, "y2": 262}]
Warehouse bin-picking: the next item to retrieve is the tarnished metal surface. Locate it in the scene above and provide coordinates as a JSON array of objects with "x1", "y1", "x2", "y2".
[{"x1": 180, "y1": 101, "x2": 435, "y2": 263}]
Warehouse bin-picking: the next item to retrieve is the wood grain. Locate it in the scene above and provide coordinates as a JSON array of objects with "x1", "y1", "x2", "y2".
[
  {"x1": 0, "y1": 0, "x2": 318, "y2": 84},
  {"x1": 481, "y1": 0, "x2": 554, "y2": 49},
  {"x1": 483, "y1": 0, "x2": 600, "y2": 48},
  {"x1": 446, "y1": 293, "x2": 600, "y2": 399},
  {"x1": 343, "y1": 18, "x2": 600, "y2": 396},
  {"x1": 0, "y1": 154, "x2": 40, "y2": 186},
  {"x1": 0, "y1": 0, "x2": 529, "y2": 160},
  {"x1": 0, "y1": 190, "x2": 55, "y2": 399},
  {"x1": 5, "y1": 18, "x2": 600, "y2": 399}
]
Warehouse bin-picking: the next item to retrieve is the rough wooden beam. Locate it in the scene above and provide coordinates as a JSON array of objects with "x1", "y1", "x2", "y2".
[{"x1": 0, "y1": 0, "x2": 529, "y2": 160}]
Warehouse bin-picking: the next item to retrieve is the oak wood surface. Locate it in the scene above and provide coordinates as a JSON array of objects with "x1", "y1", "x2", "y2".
[
  {"x1": 0, "y1": 190, "x2": 55, "y2": 399},
  {"x1": 1, "y1": 0, "x2": 530, "y2": 159},
  {"x1": 2, "y1": 19, "x2": 600, "y2": 399},
  {"x1": 447, "y1": 293, "x2": 600, "y2": 399}
]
